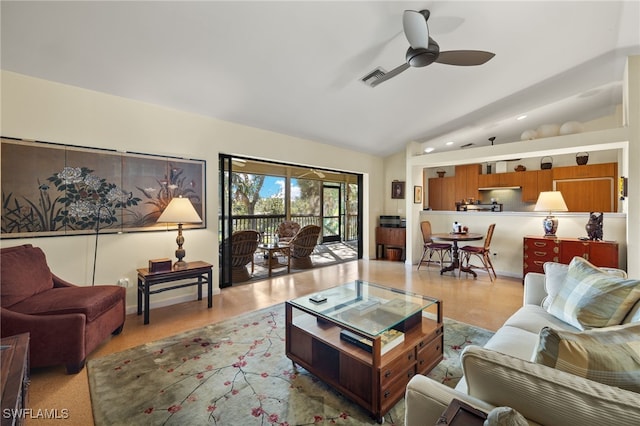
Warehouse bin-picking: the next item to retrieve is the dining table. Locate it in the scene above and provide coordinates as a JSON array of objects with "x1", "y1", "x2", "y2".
[{"x1": 431, "y1": 232, "x2": 484, "y2": 277}]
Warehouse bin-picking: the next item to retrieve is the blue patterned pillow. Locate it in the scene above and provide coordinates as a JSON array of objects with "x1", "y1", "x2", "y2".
[{"x1": 548, "y1": 257, "x2": 640, "y2": 330}]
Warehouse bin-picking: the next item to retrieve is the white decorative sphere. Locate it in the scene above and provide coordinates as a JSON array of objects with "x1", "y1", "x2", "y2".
[
  {"x1": 520, "y1": 129, "x2": 538, "y2": 140},
  {"x1": 536, "y1": 124, "x2": 560, "y2": 138},
  {"x1": 559, "y1": 121, "x2": 584, "y2": 135}
]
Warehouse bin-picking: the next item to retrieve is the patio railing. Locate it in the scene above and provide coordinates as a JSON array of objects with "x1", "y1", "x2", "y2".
[{"x1": 230, "y1": 214, "x2": 358, "y2": 245}]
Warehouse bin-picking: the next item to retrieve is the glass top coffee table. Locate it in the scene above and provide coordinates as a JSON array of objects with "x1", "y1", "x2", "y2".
[
  {"x1": 285, "y1": 280, "x2": 443, "y2": 423},
  {"x1": 289, "y1": 280, "x2": 440, "y2": 335}
]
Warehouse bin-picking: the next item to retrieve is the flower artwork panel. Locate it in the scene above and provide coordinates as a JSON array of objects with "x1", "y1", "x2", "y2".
[{"x1": 1, "y1": 138, "x2": 206, "y2": 238}]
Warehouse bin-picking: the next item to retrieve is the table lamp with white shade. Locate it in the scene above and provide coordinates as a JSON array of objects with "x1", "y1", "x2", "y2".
[
  {"x1": 157, "y1": 196, "x2": 202, "y2": 268},
  {"x1": 534, "y1": 191, "x2": 568, "y2": 236}
]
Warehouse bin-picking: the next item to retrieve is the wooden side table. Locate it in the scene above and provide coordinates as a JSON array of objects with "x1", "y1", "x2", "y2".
[
  {"x1": 1, "y1": 333, "x2": 30, "y2": 426},
  {"x1": 137, "y1": 261, "x2": 213, "y2": 325},
  {"x1": 257, "y1": 243, "x2": 290, "y2": 277}
]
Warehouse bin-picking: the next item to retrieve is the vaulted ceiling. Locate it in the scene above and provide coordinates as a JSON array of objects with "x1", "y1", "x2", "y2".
[{"x1": 2, "y1": 1, "x2": 639, "y2": 157}]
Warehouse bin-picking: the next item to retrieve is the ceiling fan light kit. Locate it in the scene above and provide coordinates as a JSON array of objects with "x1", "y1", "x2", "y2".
[{"x1": 366, "y1": 9, "x2": 495, "y2": 87}]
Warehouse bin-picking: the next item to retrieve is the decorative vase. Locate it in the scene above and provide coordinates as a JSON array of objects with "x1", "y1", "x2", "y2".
[
  {"x1": 520, "y1": 129, "x2": 537, "y2": 140},
  {"x1": 560, "y1": 121, "x2": 584, "y2": 135},
  {"x1": 536, "y1": 124, "x2": 560, "y2": 138}
]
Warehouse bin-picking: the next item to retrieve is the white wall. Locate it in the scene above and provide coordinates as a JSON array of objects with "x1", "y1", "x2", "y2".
[
  {"x1": 0, "y1": 70, "x2": 385, "y2": 312},
  {"x1": 400, "y1": 56, "x2": 640, "y2": 277},
  {"x1": 418, "y1": 211, "x2": 627, "y2": 278},
  {"x1": 383, "y1": 150, "x2": 406, "y2": 217}
]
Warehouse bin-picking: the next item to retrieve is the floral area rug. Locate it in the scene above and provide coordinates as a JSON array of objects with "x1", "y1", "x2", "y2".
[{"x1": 88, "y1": 304, "x2": 493, "y2": 426}]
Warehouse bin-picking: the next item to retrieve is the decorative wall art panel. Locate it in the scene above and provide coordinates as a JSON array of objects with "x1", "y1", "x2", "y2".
[{"x1": 1, "y1": 137, "x2": 206, "y2": 238}]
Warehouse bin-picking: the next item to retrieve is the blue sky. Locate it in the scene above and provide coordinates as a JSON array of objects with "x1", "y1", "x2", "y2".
[{"x1": 259, "y1": 176, "x2": 300, "y2": 199}]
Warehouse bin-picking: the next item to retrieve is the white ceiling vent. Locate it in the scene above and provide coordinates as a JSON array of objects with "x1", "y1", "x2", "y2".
[{"x1": 360, "y1": 68, "x2": 387, "y2": 87}]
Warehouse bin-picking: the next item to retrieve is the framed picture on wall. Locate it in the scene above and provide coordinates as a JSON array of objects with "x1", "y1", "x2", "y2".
[
  {"x1": 414, "y1": 186, "x2": 422, "y2": 204},
  {"x1": 1, "y1": 137, "x2": 206, "y2": 238},
  {"x1": 391, "y1": 181, "x2": 405, "y2": 199}
]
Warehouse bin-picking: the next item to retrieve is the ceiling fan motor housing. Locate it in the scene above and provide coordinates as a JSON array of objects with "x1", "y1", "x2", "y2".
[{"x1": 406, "y1": 38, "x2": 440, "y2": 67}]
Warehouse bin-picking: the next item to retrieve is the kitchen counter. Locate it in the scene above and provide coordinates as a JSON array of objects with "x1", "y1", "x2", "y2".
[{"x1": 456, "y1": 203, "x2": 503, "y2": 212}]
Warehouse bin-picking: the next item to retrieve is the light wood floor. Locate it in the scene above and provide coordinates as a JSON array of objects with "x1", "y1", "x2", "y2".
[{"x1": 25, "y1": 260, "x2": 524, "y2": 426}]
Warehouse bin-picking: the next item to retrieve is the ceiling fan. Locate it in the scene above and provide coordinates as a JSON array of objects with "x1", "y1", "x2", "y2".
[
  {"x1": 298, "y1": 169, "x2": 326, "y2": 179},
  {"x1": 365, "y1": 9, "x2": 495, "y2": 87}
]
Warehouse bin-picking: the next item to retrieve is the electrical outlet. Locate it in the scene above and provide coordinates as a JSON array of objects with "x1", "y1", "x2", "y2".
[{"x1": 117, "y1": 278, "x2": 130, "y2": 287}]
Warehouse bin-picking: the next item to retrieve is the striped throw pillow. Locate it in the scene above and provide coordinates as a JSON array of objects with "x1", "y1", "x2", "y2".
[
  {"x1": 548, "y1": 257, "x2": 640, "y2": 330},
  {"x1": 534, "y1": 324, "x2": 640, "y2": 393}
]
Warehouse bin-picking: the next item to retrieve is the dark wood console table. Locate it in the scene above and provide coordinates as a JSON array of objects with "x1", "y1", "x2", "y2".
[
  {"x1": 137, "y1": 261, "x2": 213, "y2": 324},
  {"x1": 1, "y1": 333, "x2": 30, "y2": 426}
]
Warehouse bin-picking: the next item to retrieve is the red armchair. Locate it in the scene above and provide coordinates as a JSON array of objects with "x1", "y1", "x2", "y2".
[{"x1": 1, "y1": 244, "x2": 126, "y2": 374}]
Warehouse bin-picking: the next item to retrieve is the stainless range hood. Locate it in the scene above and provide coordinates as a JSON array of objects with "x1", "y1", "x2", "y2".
[{"x1": 477, "y1": 186, "x2": 521, "y2": 191}]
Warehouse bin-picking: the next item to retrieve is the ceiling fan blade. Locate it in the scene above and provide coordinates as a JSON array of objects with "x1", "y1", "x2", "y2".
[
  {"x1": 314, "y1": 170, "x2": 326, "y2": 178},
  {"x1": 402, "y1": 10, "x2": 429, "y2": 49},
  {"x1": 369, "y1": 63, "x2": 410, "y2": 87},
  {"x1": 435, "y1": 50, "x2": 495, "y2": 66}
]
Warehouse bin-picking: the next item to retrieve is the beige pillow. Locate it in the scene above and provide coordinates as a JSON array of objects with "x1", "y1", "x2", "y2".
[
  {"x1": 534, "y1": 323, "x2": 640, "y2": 393},
  {"x1": 548, "y1": 257, "x2": 640, "y2": 330}
]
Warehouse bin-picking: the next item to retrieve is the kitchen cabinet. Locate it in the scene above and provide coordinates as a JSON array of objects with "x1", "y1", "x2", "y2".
[
  {"x1": 523, "y1": 236, "x2": 618, "y2": 277},
  {"x1": 498, "y1": 171, "x2": 523, "y2": 187},
  {"x1": 552, "y1": 163, "x2": 616, "y2": 180},
  {"x1": 454, "y1": 164, "x2": 481, "y2": 202},
  {"x1": 522, "y1": 170, "x2": 552, "y2": 202},
  {"x1": 477, "y1": 173, "x2": 500, "y2": 188},
  {"x1": 552, "y1": 162, "x2": 617, "y2": 212},
  {"x1": 428, "y1": 176, "x2": 456, "y2": 210}
]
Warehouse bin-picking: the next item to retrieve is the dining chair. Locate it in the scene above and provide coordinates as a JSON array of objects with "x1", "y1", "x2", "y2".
[
  {"x1": 458, "y1": 223, "x2": 497, "y2": 281},
  {"x1": 417, "y1": 221, "x2": 452, "y2": 270}
]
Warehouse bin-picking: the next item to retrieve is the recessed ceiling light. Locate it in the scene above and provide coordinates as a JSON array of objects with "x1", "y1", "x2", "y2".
[
  {"x1": 516, "y1": 115, "x2": 527, "y2": 120},
  {"x1": 424, "y1": 147, "x2": 435, "y2": 153},
  {"x1": 445, "y1": 141, "x2": 454, "y2": 146}
]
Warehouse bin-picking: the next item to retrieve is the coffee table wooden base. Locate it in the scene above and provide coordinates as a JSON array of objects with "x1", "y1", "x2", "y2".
[{"x1": 285, "y1": 301, "x2": 443, "y2": 423}]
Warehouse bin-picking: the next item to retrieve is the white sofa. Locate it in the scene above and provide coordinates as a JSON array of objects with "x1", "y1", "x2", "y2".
[{"x1": 405, "y1": 261, "x2": 640, "y2": 426}]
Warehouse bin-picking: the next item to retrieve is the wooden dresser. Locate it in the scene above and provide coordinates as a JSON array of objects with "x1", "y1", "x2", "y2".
[
  {"x1": 375, "y1": 227, "x2": 406, "y2": 261},
  {"x1": 1, "y1": 333, "x2": 30, "y2": 426},
  {"x1": 523, "y1": 236, "x2": 619, "y2": 276}
]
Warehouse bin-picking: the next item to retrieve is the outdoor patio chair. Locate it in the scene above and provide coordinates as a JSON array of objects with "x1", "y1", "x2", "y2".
[
  {"x1": 230, "y1": 230, "x2": 261, "y2": 282},
  {"x1": 277, "y1": 220, "x2": 301, "y2": 243},
  {"x1": 289, "y1": 224, "x2": 321, "y2": 269}
]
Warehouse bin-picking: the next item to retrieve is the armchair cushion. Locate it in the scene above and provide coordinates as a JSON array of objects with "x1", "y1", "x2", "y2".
[
  {"x1": 9, "y1": 286, "x2": 125, "y2": 322},
  {"x1": 1, "y1": 244, "x2": 54, "y2": 307}
]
